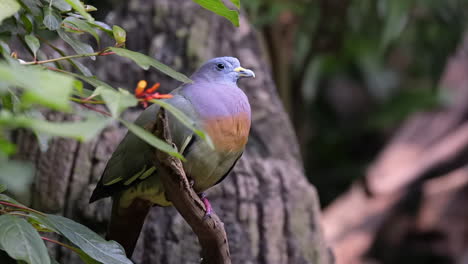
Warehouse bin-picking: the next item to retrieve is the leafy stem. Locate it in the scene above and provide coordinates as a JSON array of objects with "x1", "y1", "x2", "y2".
[
  {"x1": 78, "y1": 104, "x2": 112, "y2": 117},
  {"x1": 41, "y1": 236, "x2": 80, "y2": 254},
  {"x1": 69, "y1": 97, "x2": 105, "y2": 104},
  {"x1": 21, "y1": 50, "x2": 115, "y2": 65},
  {"x1": 62, "y1": 23, "x2": 84, "y2": 32},
  {"x1": 6, "y1": 212, "x2": 30, "y2": 217},
  {"x1": 0, "y1": 201, "x2": 45, "y2": 216}
]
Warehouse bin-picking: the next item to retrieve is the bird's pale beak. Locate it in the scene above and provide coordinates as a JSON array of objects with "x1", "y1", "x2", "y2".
[{"x1": 234, "y1": 67, "x2": 255, "y2": 78}]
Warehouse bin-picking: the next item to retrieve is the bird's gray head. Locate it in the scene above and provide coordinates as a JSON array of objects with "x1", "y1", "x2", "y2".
[{"x1": 191, "y1": 57, "x2": 255, "y2": 84}]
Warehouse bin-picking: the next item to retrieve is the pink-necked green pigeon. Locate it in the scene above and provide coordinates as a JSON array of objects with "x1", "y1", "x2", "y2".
[{"x1": 89, "y1": 57, "x2": 254, "y2": 256}]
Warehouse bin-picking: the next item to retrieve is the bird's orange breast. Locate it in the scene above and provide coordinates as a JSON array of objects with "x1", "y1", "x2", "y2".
[{"x1": 203, "y1": 112, "x2": 251, "y2": 152}]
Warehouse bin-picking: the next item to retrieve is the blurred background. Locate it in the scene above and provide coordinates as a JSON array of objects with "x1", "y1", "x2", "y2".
[
  {"x1": 238, "y1": 0, "x2": 468, "y2": 263},
  {"x1": 241, "y1": 0, "x2": 465, "y2": 206}
]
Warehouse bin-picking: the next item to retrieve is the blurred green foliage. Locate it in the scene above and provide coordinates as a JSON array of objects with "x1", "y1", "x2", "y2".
[{"x1": 246, "y1": 0, "x2": 467, "y2": 205}]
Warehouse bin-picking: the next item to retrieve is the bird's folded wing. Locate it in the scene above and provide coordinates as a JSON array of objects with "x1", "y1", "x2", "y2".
[{"x1": 90, "y1": 93, "x2": 197, "y2": 202}]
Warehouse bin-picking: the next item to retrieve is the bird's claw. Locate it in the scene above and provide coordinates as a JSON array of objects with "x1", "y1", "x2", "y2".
[{"x1": 199, "y1": 192, "x2": 213, "y2": 220}]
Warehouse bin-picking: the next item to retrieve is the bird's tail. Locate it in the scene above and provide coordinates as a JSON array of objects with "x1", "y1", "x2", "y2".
[{"x1": 106, "y1": 195, "x2": 152, "y2": 257}]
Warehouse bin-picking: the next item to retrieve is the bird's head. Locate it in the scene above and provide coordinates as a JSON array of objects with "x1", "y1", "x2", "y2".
[{"x1": 191, "y1": 57, "x2": 255, "y2": 84}]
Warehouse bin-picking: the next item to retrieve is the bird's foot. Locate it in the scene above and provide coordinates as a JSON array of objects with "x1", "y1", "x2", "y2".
[{"x1": 199, "y1": 192, "x2": 213, "y2": 219}]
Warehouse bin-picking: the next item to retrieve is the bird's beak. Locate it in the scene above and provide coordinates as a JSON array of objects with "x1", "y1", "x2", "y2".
[{"x1": 234, "y1": 67, "x2": 255, "y2": 78}]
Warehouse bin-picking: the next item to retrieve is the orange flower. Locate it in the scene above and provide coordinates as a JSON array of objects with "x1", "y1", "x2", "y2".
[{"x1": 134, "y1": 80, "x2": 173, "y2": 108}]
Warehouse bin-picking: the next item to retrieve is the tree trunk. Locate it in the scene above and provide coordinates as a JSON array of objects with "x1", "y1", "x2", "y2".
[
  {"x1": 323, "y1": 32, "x2": 468, "y2": 264},
  {"x1": 14, "y1": 1, "x2": 331, "y2": 263}
]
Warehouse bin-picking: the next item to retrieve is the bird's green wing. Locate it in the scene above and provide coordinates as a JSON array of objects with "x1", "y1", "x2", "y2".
[{"x1": 89, "y1": 93, "x2": 197, "y2": 202}]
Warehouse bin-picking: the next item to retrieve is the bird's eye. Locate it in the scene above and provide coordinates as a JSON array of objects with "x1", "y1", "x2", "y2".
[{"x1": 216, "y1": 63, "x2": 225, "y2": 70}]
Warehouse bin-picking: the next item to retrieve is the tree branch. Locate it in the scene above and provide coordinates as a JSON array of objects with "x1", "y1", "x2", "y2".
[{"x1": 152, "y1": 108, "x2": 231, "y2": 264}]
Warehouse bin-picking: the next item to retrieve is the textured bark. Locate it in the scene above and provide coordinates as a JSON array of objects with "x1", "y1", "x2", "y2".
[
  {"x1": 154, "y1": 109, "x2": 230, "y2": 264},
  {"x1": 323, "y1": 33, "x2": 468, "y2": 264},
  {"x1": 14, "y1": 1, "x2": 331, "y2": 263}
]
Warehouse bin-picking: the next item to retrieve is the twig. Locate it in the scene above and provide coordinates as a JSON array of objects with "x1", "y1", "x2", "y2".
[
  {"x1": 77, "y1": 104, "x2": 112, "y2": 117},
  {"x1": 41, "y1": 236, "x2": 80, "y2": 254},
  {"x1": 62, "y1": 24, "x2": 84, "y2": 32},
  {"x1": 6, "y1": 212, "x2": 30, "y2": 218},
  {"x1": 69, "y1": 97, "x2": 105, "y2": 104},
  {"x1": 0, "y1": 201, "x2": 45, "y2": 216},
  {"x1": 21, "y1": 51, "x2": 115, "y2": 65},
  {"x1": 152, "y1": 109, "x2": 231, "y2": 264}
]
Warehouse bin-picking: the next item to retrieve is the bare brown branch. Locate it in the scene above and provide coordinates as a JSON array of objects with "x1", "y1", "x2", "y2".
[{"x1": 152, "y1": 109, "x2": 231, "y2": 264}]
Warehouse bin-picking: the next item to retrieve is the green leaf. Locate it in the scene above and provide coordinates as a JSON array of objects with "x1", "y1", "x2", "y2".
[
  {"x1": 63, "y1": 17, "x2": 100, "y2": 44},
  {"x1": 63, "y1": 71, "x2": 113, "y2": 89},
  {"x1": 0, "y1": 16, "x2": 17, "y2": 36},
  {"x1": 0, "y1": 91, "x2": 11, "y2": 108},
  {"x1": 92, "y1": 87, "x2": 138, "y2": 117},
  {"x1": 52, "y1": 0, "x2": 71, "y2": 12},
  {"x1": 0, "y1": 0, "x2": 20, "y2": 25},
  {"x1": 229, "y1": 0, "x2": 240, "y2": 9},
  {"x1": 109, "y1": 47, "x2": 192, "y2": 83},
  {"x1": 150, "y1": 99, "x2": 214, "y2": 149},
  {"x1": 0, "y1": 159, "x2": 34, "y2": 199},
  {"x1": 27, "y1": 110, "x2": 50, "y2": 152},
  {"x1": 34, "y1": 40, "x2": 93, "y2": 76},
  {"x1": 112, "y1": 25, "x2": 126, "y2": 45},
  {"x1": 71, "y1": 59, "x2": 93, "y2": 77},
  {"x1": 34, "y1": 132, "x2": 50, "y2": 152},
  {"x1": 72, "y1": 86, "x2": 93, "y2": 99},
  {"x1": 43, "y1": 7, "x2": 62, "y2": 31},
  {"x1": 64, "y1": 0, "x2": 94, "y2": 21},
  {"x1": 18, "y1": 0, "x2": 42, "y2": 17},
  {"x1": 0, "y1": 83, "x2": 8, "y2": 93},
  {"x1": 381, "y1": 0, "x2": 412, "y2": 48},
  {"x1": 84, "y1": 5, "x2": 97, "y2": 12},
  {"x1": 73, "y1": 79, "x2": 83, "y2": 92},
  {"x1": 57, "y1": 29, "x2": 95, "y2": 59},
  {"x1": 24, "y1": 35, "x2": 40, "y2": 57},
  {"x1": 192, "y1": 0, "x2": 239, "y2": 26},
  {"x1": 27, "y1": 214, "x2": 57, "y2": 233},
  {"x1": 0, "y1": 136, "x2": 16, "y2": 155},
  {"x1": 0, "y1": 62, "x2": 74, "y2": 111},
  {"x1": 0, "y1": 40, "x2": 11, "y2": 55},
  {"x1": 0, "y1": 112, "x2": 111, "y2": 141},
  {"x1": 0, "y1": 184, "x2": 6, "y2": 193},
  {"x1": 0, "y1": 215, "x2": 50, "y2": 264},
  {"x1": 120, "y1": 119, "x2": 185, "y2": 160},
  {"x1": 20, "y1": 14, "x2": 33, "y2": 33},
  {"x1": 87, "y1": 20, "x2": 113, "y2": 36},
  {"x1": 75, "y1": 248, "x2": 101, "y2": 264},
  {"x1": 41, "y1": 214, "x2": 132, "y2": 264}
]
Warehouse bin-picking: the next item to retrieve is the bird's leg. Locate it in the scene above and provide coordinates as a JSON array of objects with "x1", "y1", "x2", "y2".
[{"x1": 199, "y1": 192, "x2": 213, "y2": 218}]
